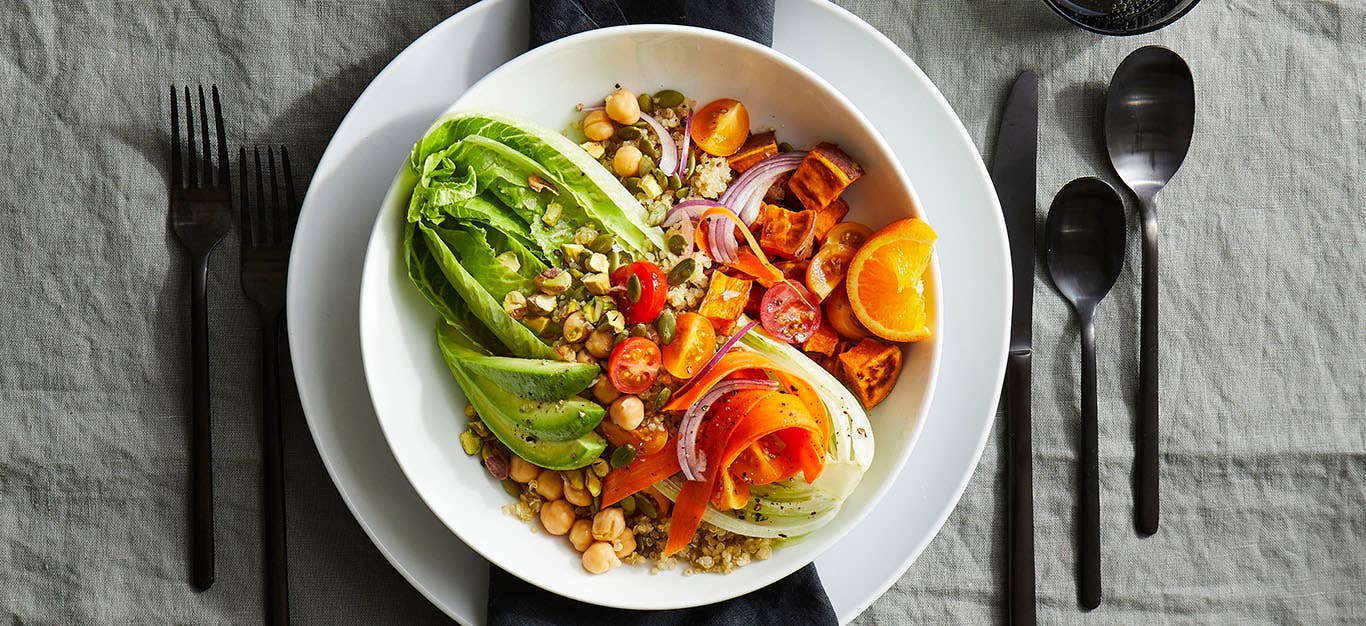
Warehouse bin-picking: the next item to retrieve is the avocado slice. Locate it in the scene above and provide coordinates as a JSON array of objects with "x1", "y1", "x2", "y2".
[
  {"x1": 438, "y1": 323, "x2": 606, "y2": 468},
  {"x1": 457, "y1": 355, "x2": 598, "y2": 402}
]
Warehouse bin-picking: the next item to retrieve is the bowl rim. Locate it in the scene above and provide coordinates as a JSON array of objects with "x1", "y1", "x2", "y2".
[
  {"x1": 1041, "y1": 0, "x2": 1202, "y2": 35},
  {"x1": 357, "y1": 22, "x2": 943, "y2": 609}
]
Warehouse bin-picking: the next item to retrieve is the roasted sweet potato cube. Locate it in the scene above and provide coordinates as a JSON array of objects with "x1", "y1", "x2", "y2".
[
  {"x1": 789, "y1": 143, "x2": 864, "y2": 211},
  {"x1": 813, "y1": 197, "x2": 850, "y2": 240},
  {"x1": 758, "y1": 203, "x2": 817, "y2": 260},
  {"x1": 838, "y1": 338, "x2": 903, "y2": 409},
  {"x1": 698, "y1": 272, "x2": 753, "y2": 332},
  {"x1": 764, "y1": 170, "x2": 794, "y2": 204},
  {"x1": 727, "y1": 131, "x2": 779, "y2": 173},
  {"x1": 802, "y1": 323, "x2": 840, "y2": 357}
]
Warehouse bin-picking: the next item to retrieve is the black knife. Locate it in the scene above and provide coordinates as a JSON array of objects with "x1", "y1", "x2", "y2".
[{"x1": 993, "y1": 70, "x2": 1038, "y2": 626}]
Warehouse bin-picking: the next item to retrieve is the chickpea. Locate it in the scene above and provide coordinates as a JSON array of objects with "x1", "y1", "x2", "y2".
[
  {"x1": 534, "y1": 470, "x2": 563, "y2": 501},
  {"x1": 554, "y1": 344, "x2": 577, "y2": 362},
  {"x1": 509, "y1": 456, "x2": 540, "y2": 483},
  {"x1": 577, "y1": 350, "x2": 597, "y2": 365},
  {"x1": 613, "y1": 145, "x2": 643, "y2": 177},
  {"x1": 591, "y1": 507, "x2": 626, "y2": 541},
  {"x1": 605, "y1": 88, "x2": 641, "y2": 125},
  {"x1": 564, "y1": 480, "x2": 592, "y2": 507},
  {"x1": 611, "y1": 529, "x2": 636, "y2": 558},
  {"x1": 569, "y1": 519, "x2": 594, "y2": 552},
  {"x1": 581, "y1": 541, "x2": 622, "y2": 574},
  {"x1": 592, "y1": 375, "x2": 621, "y2": 404},
  {"x1": 539, "y1": 500, "x2": 575, "y2": 536},
  {"x1": 583, "y1": 110, "x2": 614, "y2": 141},
  {"x1": 586, "y1": 328, "x2": 615, "y2": 358},
  {"x1": 609, "y1": 395, "x2": 645, "y2": 430}
]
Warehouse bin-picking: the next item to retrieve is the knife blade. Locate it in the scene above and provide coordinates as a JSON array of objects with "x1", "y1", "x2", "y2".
[{"x1": 993, "y1": 70, "x2": 1038, "y2": 626}]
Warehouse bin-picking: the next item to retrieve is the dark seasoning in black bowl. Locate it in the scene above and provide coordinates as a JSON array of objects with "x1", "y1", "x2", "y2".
[{"x1": 1043, "y1": 0, "x2": 1201, "y2": 35}]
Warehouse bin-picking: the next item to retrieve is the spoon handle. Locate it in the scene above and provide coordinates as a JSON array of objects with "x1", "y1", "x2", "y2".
[
  {"x1": 1079, "y1": 317, "x2": 1101, "y2": 610},
  {"x1": 1138, "y1": 206, "x2": 1160, "y2": 535}
]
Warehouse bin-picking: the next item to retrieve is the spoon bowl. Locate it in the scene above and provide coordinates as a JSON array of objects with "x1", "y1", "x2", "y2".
[
  {"x1": 1105, "y1": 45, "x2": 1194, "y2": 536},
  {"x1": 1045, "y1": 176, "x2": 1126, "y2": 611}
]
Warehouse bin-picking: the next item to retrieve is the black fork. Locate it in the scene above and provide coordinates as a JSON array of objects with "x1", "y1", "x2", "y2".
[
  {"x1": 239, "y1": 146, "x2": 296, "y2": 625},
  {"x1": 168, "y1": 85, "x2": 232, "y2": 592}
]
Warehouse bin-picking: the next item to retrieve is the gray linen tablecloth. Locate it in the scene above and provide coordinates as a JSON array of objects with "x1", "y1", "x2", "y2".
[{"x1": 1, "y1": 0, "x2": 1361, "y2": 623}]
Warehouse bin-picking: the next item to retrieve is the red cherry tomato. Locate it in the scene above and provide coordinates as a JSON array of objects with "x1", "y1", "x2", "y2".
[
  {"x1": 611, "y1": 261, "x2": 668, "y2": 324},
  {"x1": 759, "y1": 280, "x2": 822, "y2": 343},
  {"x1": 608, "y1": 337, "x2": 662, "y2": 394}
]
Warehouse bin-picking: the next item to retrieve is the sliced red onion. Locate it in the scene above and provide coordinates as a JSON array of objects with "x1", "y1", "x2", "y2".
[
  {"x1": 581, "y1": 103, "x2": 604, "y2": 111},
  {"x1": 675, "y1": 113, "x2": 693, "y2": 177},
  {"x1": 719, "y1": 152, "x2": 807, "y2": 225},
  {"x1": 704, "y1": 214, "x2": 738, "y2": 263},
  {"x1": 638, "y1": 112, "x2": 678, "y2": 175},
  {"x1": 677, "y1": 378, "x2": 779, "y2": 481},
  {"x1": 662, "y1": 200, "x2": 719, "y2": 256}
]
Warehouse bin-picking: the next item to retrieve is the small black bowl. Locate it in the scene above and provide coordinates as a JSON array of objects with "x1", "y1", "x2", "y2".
[{"x1": 1042, "y1": 0, "x2": 1201, "y2": 36}]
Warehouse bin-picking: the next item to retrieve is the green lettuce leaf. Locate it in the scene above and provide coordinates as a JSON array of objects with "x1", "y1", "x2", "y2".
[
  {"x1": 431, "y1": 223, "x2": 542, "y2": 303},
  {"x1": 403, "y1": 222, "x2": 507, "y2": 354}
]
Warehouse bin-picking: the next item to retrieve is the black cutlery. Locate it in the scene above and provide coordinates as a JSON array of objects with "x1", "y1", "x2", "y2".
[
  {"x1": 1044, "y1": 177, "x2": 1127, "y2": 610},
  {"x1": 992, "y1": 70, "x2": 1039, "y2": 626},
  {"x1": 168, "y1": 84, "x2": 232, "y2": 592},
  {"x1": 239, "y1": 146, "x2": 297, "y2": 625},
  {"x1": 1105, "y1": 46, "x2": 1195, "y2": 536}
]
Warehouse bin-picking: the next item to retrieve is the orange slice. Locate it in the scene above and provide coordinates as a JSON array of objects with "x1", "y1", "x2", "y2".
[{"x1": 844, "y1": 218, "x2": 936, "y2": 342}]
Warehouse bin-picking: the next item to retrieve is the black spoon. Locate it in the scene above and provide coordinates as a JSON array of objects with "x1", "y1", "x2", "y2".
[
  {"x1": 1105, "y1": 45, "x2": 1195, "y2": 536},
  {"x1": 1045, "y1": 177, "x2": 1127, "y2": 611}
]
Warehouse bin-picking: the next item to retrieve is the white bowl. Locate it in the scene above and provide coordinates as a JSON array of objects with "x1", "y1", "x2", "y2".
[{"x1": 358, "y1": 25, "x2": 942, "y2": 610}]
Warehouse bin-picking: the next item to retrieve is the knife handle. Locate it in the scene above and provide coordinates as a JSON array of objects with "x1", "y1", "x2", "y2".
[{"x1": 1006, "y1": 351, "x2": 1036, "y2": 626}]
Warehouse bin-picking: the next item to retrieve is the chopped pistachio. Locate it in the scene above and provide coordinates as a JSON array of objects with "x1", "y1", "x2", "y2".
[
  {"x1": 639, "y1": 174, "x2": 663, "y2": 199},
  {"x1": 502, "y1": 290, "x2": 528, "y2": 319},
  {"x1": 464, "y1": 404, "x2": 477, "y2": 419},
  {"x1": 574, "y1": 226, "x2": 598, "y2": 246},
  {"x1": 605, "y1": 310, "x2": 626, "y2": 332},
  {"x1": 586, "y1": 471, "x2": 602, "y2": 497},
  {"x1": 585, "y1": 252, "x2": 610, "y2": 274},
  {"x1": 591, "y1": 458, "x2": 610, "y2": 478},
  {"x1": 459, "y1": 429, "x2": 482, "y2": 456},
  {"x1": 588, "y1": 233, "x2": 616, "y2": 254},
  {"x1": 522, "y1": 315, "x2": 551, "y2": 334},
  {"x1": 580, "y1": 141, "x2": 605, "y2": 159},
  {"x1": 528, "y1": 293, "x2": 557, "y2": 315},
  {"x1": 565, "y1": 468, "x2": 586, "y2": 490},
  {"x1": 495, "y1": 250, "x2": 521, "y2": 273},
  {"x1": 563, "y1": 311, "x2": 590, "y2": 343},
  {"x1": 611, "y1": 249, "x2": 634, "y2": 270},
  {"x1": 646, "y1": 203, "x2": 667, "y2": 225},
  {"x1": 542, "y1": 202, "x2": 562, "y2": 226},
  {"x1": 583, "y1": 272, "x2": 611, "y2": 296},
  {"x1": 560, "y1": 242, "x2": 586, "y2": 264},
  {"x1": 469, "y1": 420, "x2": 490, "y2": 438},
  {"x1": 581, "y1": 297, "x2": 604, "y2": 324},
  {"x1": 535, "y1": 268, "x2": 572, "y2": 295},
  {"x1": 568, "y1": 268, "x2": 585, "y2": 280}
]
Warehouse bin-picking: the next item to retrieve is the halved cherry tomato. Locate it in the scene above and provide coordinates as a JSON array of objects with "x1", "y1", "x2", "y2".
[
  {"x1": 662, "y1": 312, "x2": 717, "y2": 379},
  {"x1": 690, "y1": 98, "x2": 750, "y2": 157},
  {"x1": 759, "y1": 280, "x2": 822, "y2": 343},
  {"x1": 611, "y1": 261, "x2": 667, "y2": 324},
  {"x1": 823, "y1": 221, "x2": 873, "y2": 249},
  {"x1": 608, "y1": 337, "x2": 662, "y2": 394},
  {"x1": 601, "y1": 419, "x2": 669, "y2": 456},
  {"x1": 805, "y1": 244, "x2": 855, "y2": 301},
  {"x1": 824, "y1": 284, "x2": 873, "y2": 340}
]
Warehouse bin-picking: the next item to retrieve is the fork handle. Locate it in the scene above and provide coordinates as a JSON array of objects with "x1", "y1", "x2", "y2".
[
  {"x1": 261, "y1": 314, "x2": 290, "y2": 625},
  {"x1": 190, "y1": 253, "x2": 215, "y2": 591}
]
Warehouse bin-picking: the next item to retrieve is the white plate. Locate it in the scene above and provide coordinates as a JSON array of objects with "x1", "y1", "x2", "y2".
[
  {"x1": 357, "y1": 25, "x2": 943, "y2": 610},
  {"x1": 287, "y1": 0, "x2": 1007, "y2": 622}
]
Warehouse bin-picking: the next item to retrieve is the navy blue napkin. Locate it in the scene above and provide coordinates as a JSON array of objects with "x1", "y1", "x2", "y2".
[{"x1": 488, "y1": 2, "x2": 837, "y2": 625}]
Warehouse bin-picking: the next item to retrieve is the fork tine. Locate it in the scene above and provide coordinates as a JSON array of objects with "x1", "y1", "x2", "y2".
[
  {"x1": 239, "y1": 146, "x2": 252, "y2": 247},
  {"x1": 281, "y1": 146, "x2": 297, "y2": 243},
  {"x1": 213, "y1": 86, "x2": 229, "y2": 192},
  {"x1": 170, "y1": 86, "x2": 182, "y2": 189},
  {"x1": 198, "y1": 86, "x2": 212, "y2": 189},
  {"x1": 268, "y1": 148, "x2": 283, "y2": 245},
  {"x1": 184, "y1": 86, "x2": 197, "y2": 188},
  {"x1": 254, "y1": 147, "x2": 267, "y2": 243}
]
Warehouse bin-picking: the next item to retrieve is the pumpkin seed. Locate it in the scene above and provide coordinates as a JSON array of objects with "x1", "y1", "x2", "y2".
[
  {"x1": 686, "y1": 151, "x2": 696, "y2": 178},
  {"x1": 656, "y1": 310, "x2": 677, "y2": 345},
  {"x1": 622, "y1": 177, "x2": 641, "y2": 193},
  {"x1": 654, "y1": 387, "x2": 673, "y2": 411},
  {"x1": 638, "y1": 155, "x2": 655, "y2": 177},
  {"x1": 652, "y1": 169, "x2": 668, "y2": 188},
  {"x1": 638, "y1": 140, "x2": 658, "y2": 160},
  {"x1": 627, "y1": 275, "x2": 642, "y2": 303},
  {"x1": 667, "y1": 233, "x2": 686, "y2": 255},
  {"x1": 637, "y1": 93, "x2": 654, "y2": 113},
  {"x1": 615, "y1": 125, "x2": 642, "y2": 140},
  {"x1": 654, "y1": 89, "x2": 684, "y2": 108},
  {"x1": 779, "y1": 141, "x2": 795, "y2": 152},
  {"x1": 637, "y1": 494, "x2": 659, "y2": 518},
  {"x1": 610, "y1": 445, "x2": 637, "y2": 468},
  {"x1": 632, "y1": 120, "x2": 651, "y2": 129},
  {"x1": 621, "y1": 494, "x2": 637, "y2": 516},
  {"x1": 588, "y1": 233, "x2": 616, "y2": 254},
  {"x1": 586, "y1": 472, "x2": 602, "y2": 497},
  {"x1": 667, "y1": 258, "x2": 695, "y2": 286},
  {"x1": 674, "y1": 188, "x2": 689, "y2": 200},
  {"x1": 591, "y1": 458, "x2": 610, "y2": 478},
  {"x1": 667, "y1": 173, "x2": 682, "y2": 190},
  {"x1": 501, "y1": 479, "x2": 523, "y2": 498}
]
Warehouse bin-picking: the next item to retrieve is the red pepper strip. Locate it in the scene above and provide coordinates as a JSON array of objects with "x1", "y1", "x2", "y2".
[
  {"x1": 664, "y1": 392, "x2": 826, "y2": 556},
  {"x1": 694, "y1": 207, "x2": 786, "y2": 288},
  {"x1": 601, "y1": 447, "x2": 680, "y2": 508}
]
